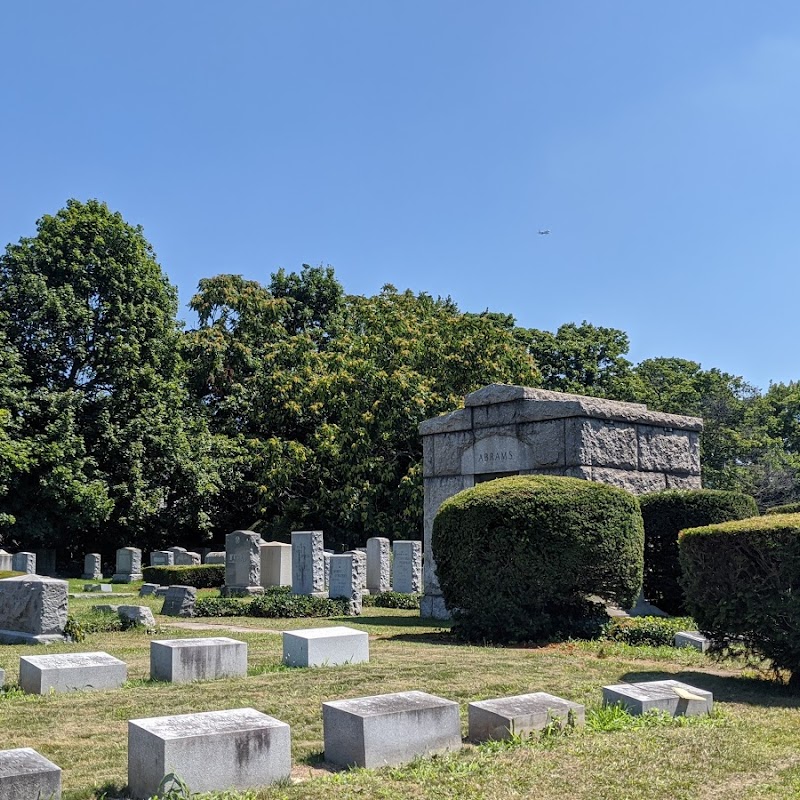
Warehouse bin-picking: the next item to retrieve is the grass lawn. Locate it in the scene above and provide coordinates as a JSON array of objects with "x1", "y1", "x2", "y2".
[{"x1": 2, "y1": 586, "x2": 800, "y2": 799}]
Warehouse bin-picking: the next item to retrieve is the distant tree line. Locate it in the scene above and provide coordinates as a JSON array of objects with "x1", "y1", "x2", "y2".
[{"x1": 0, "y1": 200, "x2": 797, "y2": 559}]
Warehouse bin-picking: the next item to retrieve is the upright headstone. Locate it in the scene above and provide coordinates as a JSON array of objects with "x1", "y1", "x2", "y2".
[
  {"x1": 11, "y1": 552, "x2": 36, "y2": 574},
  {"x1": 392, "y1": 541, "x2": 422, "y2": 594},
  {"x1": 323, "y1": 550, "x2": 332, "y2": 590},
  {"x1": 174, "y1": 551, "x2": 201, "y2": 566},
  {"x1": 0, "y1": 575, "x2": 68, "y2": 644},
  {"x1": 352, "y1": 549, "x2": 367, "y2": 592},
  {"x1": 329, "y1": 553, "x2": 363, "y2": 615},
  {"x1": 204, "y1": 551, "x2": 226, "y2": 564},
  {"x1": 160, "y1": 586, "x2": 197, "y2": 617},
  {"x1": 0, "y1": 549, "x2": 12, "y2": 571},
  {"x1": 168, "y1": 547, "x2": 187, "y2": 559},
  {"x1": 150, "y1": 550, "x2": 174, "y2": 567},
  {"x1": 113, "y1": 547, "x2": 142, "y2": 583},
  {"x1": 223, "y1": 531, "x2": 263, "y2": 596},
  {"x1": 366, "y1": 537, "x2": 391, "y2": 594},
  {"x1": 291, "y1": 531, "x2": 325, "y2": 596},
  {"x1": 33, "y1": 549, "x2": 56, "y2": 577},
  {"x1": 259, "y1": 542, "x2": 292, "y2": 588},
  {"x1": 82, "y1": 553, "x2": 102, "y2": 581}
]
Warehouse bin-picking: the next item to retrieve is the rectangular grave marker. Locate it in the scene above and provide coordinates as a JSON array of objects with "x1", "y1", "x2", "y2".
[
  {"x1": 392, "y1": 541, "x2": 422, "y2": 593},
  {"x1": 468, "y1": 692, "x2": 585, "y2": 741},
  {"x1": 282, "y1": 626, "x2": 369, "y2": 667},
  {"x1": 291, "y1": 531, "x2": 325, "y2": 595},
  {"x1": 150, "y1": 637, "x2": 247, "y2": 683},
  {"x1": 19, "y1": 651, "x2": 127, "y2": 694},
  {"x1": 0, "y1": 747, "x2": 62, "y2": 800},
  {"x1": 329, "y1": 553, "x2": 363, "y2": 615},
  {"x1": 366, "y1": 537, "x2": 391, "y2": 593}
]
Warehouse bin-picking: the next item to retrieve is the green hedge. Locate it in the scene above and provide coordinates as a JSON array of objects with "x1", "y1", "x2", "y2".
[
  {"x1": 602, "y1": 615, "x2": 696, "y2": 648},
  {"x1": 639, "y1": 489, "x2": 758, "y2": 615},
  {"x1": 766, "y1": 502, "x2": 800, "y2": 515},
  {"x1": 195, "y1": 586, "x2": 349, "y2": 618},
  {"x1": 679, "y1": 513, "x2": 800, "y2": 685},
  {"x1": 432, "y1": 475, "x2": 644, "y2": 643},
  {"x1": 362, "y1": 592, "x2": 421, "y2": 609},
  {"x1": 142, "y1": 564, "x2": 225, "y2": 588}
]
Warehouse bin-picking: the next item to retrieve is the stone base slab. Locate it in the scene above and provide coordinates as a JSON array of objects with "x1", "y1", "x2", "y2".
[
  {"x1": 150, "y1": 637, "x2": 247, "y2": 683},
  {"x1": 220, "y1": 585, "x2": 265, "y2": 597},
  {"x1": 111, "y1": 573, "x2": 143, "y2": 583},
  {"x1": 283, "y1": 626, "x2": 368, "y2": 668},
  {"x1": 674, "y1": 631, "x2": 712, "y2": 653},
  {"x1": 0, "y1": 629, "x2": 66, "y2": 645},
  {"x1": 0, "y1": 747, "x2": 62, "y2": 800},
  {"x1": 603, "y1": 680, "x2": 713, "y2": 716},
  {"x1": 468, "y1": 692, "x2": 585, "y2": 742},
  {"x1": 19, "y1": 651, "x2": 127, "y2": 694}
]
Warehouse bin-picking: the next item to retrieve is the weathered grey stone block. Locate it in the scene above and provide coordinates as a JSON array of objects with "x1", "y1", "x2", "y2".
[
  {"x1": 259, "y1": 542, "x2": 292, "y2": 587},
  {"x1": 11, "y1": 552, "x2": 35, "y2": 574},
  {"x1": 128, "y1": 707, "x2": 290, "y2": 798},
  {"x1": 283, "y1": 626, "x2": 369, "y2": 667},
  {"x1": 204, "y1": 551, "x2": 226, "y2": 564},
  {"x1": 468, "y1": 692, "x2": 585, "y2": 742},
  {"x1": 224, "y1": 531, "x2": 262, "y2": 594},
  {"x1": 174, "y1": 551, "x2": 201, "y2": 566},
  {"x1": 150, "y1": 550, "x2": 174, "y2": 567},
  {"x1": 366, "y1": 537, "x2": 391, "y2": 594},
  {"x1": 565, "y1": 418, "x2": 638, "y2": 469},
  {"x1": 117, "y1": 605, "x2": 156, "y2": 628},
  {"x1": 589, "y1": 467, "x2": 668, "y2": 494},
  {"x1": 517, "y1": 419, "x2": 566, "y2": 468},
  {"x1": 463, "y1": 428, "x2": 529, "y2": 475},
  {"x1": 323, "y1": 690, "x2": 461, "y2": 768},
  {"x1": 0, "y1": 575, "x2": 68, "y2": 643},
  {"x1": 291, "y1": 530, "x2": 325, "y2": 595},
  {"x1": 112, "y1": 547, "x2": 142, "y2": 582},
  {"x1": 19, "y1": 651, "x2": 127, "y2": 694},
  {"x1": 139, "y1": 583, "x2": 159, "y2": 596},
  {"x1": 329, "y1": 554, "x2": 363, "y2": 615},
  {"x1": 392, "y1": 540, "x2": 422, "y2": 594},
  {"x1": 150, "y1": 637, "x2": 248, "y2": 683},
  {"x1": 674, "y1": 631, "x2": 711, "y2": 653},
  {"x1": 433, "y1": 430, "x2": 474, "y2": 476},
  {"x1": 638, "y1": 426, "x2": 701, "y2": 474},
  {"x1": 602, "y1": 680, "x2": 713, "y2": 716},
  {"x1": 666, "y1": 473, "x2": 703, "y2": 489},
  {"x1": 0, "y1": 747, "x2": 61, "y2": 800},
  {"x1": 160, "y1": 585, "x2": 197, "y2": 617},
  {"x1": 82, "y1": 553, "x2": 102, "y2": 580},
  {"x1": 84, "y1": 583, "x2": 113, "y2": 593},
  {"x1": 0, "y1": 549, "x2": 11, "y2": 571}
]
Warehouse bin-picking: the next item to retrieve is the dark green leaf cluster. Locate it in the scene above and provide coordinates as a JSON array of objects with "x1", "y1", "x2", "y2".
[
  {"x1": 602, "y1": 615, "x2": 695, "y2": 647},
  {"x1": 362, "y1": 591, "x2": 421, "y2": 609},
  {"x1": 142, "y1": 564, "x2": 225, "y2": 588},
  {"x1": 194, "y1": 586, "x2": 349, "y2": 618},
  {"x1": 640, "y1": 489, "x2": 758, "y2": 615},
  {"x1": 679, "y1": 513, "x2": 800, "y2": 684},
  {"x1": 432, "y1": 475, "x2": 644, "y2": 643},
  {"x1": 766, "y1": 502, "x2": 800, "y2": 515}
]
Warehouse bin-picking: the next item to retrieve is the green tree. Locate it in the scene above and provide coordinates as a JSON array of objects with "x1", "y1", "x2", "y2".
[{"x1": 0, "y1": 199, "x2": 218, "y2": 556}]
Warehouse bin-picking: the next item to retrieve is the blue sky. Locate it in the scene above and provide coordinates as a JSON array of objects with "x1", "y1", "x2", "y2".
[{"x1": 2, "y1": 2, "x2": 799, "y2": 391}]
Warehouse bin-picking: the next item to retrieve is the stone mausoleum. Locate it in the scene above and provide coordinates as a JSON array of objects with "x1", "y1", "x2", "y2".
[{"x1": 419, "y1": 384, "x2": 703, "y2": 618}]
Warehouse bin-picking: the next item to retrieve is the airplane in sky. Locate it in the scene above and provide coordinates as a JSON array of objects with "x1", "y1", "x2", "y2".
[{"x1": 538, "y1": 229, "x2": 550, "y2": 235}]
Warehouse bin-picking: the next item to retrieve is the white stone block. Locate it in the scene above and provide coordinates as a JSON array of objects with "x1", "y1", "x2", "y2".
[
  {"x1": 283, "y1": 626, "x2": 368, "y2": 667},
  {"x1": 468, "y1": 692, "x2": 585, "y2": 742},
  {"x1": 674, "y1": 630, "x2": 711, "y2": 653},
  {"x1": 0, "y1": 747, "x2": 61, "y2": 800},
  {"x1": 19, "y1": 651, "x2": 127, "y2": 694},
  {"x1": 128, "y1": 707, "x2": 290, "y2": 798},
  {"x1": 602, "y1": 679, "x2": 713, "y2": 716},
  {"x1": 366, "y1": 537, "x2": 391, "y2": 593},
  {"x1": 323, "y1": 690, "x2": 461, "y2": 768},
  {"x1": 0, "y1": 668, "x2": 5, "y2": 686},
  {"x1": 150, "y1": 637, "x2": 248, "y2": 683},
  {"x1": 259, "y1": 542, "x2": 292, "y2": 587}
]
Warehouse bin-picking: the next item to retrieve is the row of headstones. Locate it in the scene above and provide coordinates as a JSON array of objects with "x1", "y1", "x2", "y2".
[
  {"x1": 0, "y1": 629, "x2": 714, "y2": 798},
  {"x1": 0, "y1": 549, "x2": 36, "y2": 574}
]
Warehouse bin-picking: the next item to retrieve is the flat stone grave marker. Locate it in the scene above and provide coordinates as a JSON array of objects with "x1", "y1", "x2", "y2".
[
  {"x1": 19, "y1": 651, "x2": 127, "y2": 695},
  {"x1": 323, "y1": 690, "x2": 461, "y2": 768},
  {"x1": 674, "y1": 631, "x2": 711, "y2": 653},
  {"x1": 160, "y1": 585, "x2": 197, "y2": 617},
  {"x1": 0, "y1": 575, "x2": 67, "y2": 644},
  {"x1": 366, "y1": 537, "x2": 391, "y2": 593},
  {"x1": 0, "y1": 747, "x2": 62, "y2": 800},
  {"x1": 128, "y1": 707, "x2": 290, "y2": 799},
  {"x1": 392, "y1": 540, "x2": 422, "y2": 593},
  {"x1": 291, "y1": 530, "x2": 325, "y2": 595},
  {"x1": 84, "y1": 583, "x2": 113, "y2": 593},
  {"x1": 283, "y1": 626, "x2": 369, "y2": 667},
  {"x1": 603, "y1": 679, "x2": 713, "y2": 716},
  {"x1": 150, "y1": 637, "x2": 247, "y2": 683},
  {"x1": 468, "y1": 692, "x2": 585, "y2": 742}
]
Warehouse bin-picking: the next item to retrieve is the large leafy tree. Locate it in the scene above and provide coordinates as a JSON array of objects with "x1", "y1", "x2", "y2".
[{"x1": 0, "y1": 199, "x2": 218, "y2": 557}]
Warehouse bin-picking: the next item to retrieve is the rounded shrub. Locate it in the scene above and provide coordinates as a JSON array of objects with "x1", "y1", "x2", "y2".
[
  {"x1": 432, "y1": 475, "x2": 643, "y2": 643},
  {"x1": 766, "y1": 502, "x2": 800, "y2": 515},
  {"x1": 639, "y1": 489, "x2": 758, "y2": 615},
  {"x1": 679, "y1": 513, "x2": 800, "y2": 686}
]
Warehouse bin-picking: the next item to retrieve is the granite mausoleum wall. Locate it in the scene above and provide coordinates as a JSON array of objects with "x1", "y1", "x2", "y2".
[{"x1": 419, "y1": 384, "x2": 703, "y2": 619}]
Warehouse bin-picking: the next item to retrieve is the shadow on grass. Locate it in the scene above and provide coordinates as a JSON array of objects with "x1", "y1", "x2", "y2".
[
  {"x1": 330, "y1": 614, "x2": 451, "y2": 630},
  {"x1": 620, "y1": 668, "x2": 800, "y2": 709},
  {"x1": 93, "y1": 780, "x2": 128, "y2": 798}
]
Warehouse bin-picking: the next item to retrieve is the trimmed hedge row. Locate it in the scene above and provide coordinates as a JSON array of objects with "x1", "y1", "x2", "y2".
[
  {"x1": 432, "y1": 475, "x2": 644, "y2": 643},
  {"x1": 639, "y1": 489, "x2": 758, "y2": 615},
  {"x1": 766, "y1": 502, "x2": 800, "y2": 515},
  {"x1": 195, "y1": 587, "x2": 348, "y2": 618},
  {"x1": 142, "y1": 564, "x2": 225, "y2": 588},
  {"x1": 679, "y1": 512, "x2": 800, "y2": 685}
]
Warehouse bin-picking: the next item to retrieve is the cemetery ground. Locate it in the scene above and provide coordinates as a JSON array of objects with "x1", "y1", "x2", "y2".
[{"x1": 3, "y1": 583, "x2": 800, "y2": 799}]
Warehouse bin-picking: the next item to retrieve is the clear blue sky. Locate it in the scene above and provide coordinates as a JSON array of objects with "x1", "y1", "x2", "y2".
[{"x1": 2, "y1": 2, "x2": 799, "y2": 391}]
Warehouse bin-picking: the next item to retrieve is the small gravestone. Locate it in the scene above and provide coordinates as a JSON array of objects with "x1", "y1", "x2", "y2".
[
  {"x1": 150, "y1": 550, "x2": 174, "y2": 567},
  {"x1": 323, "y1": 691, "x2": 461, "y2": 768},
  {"x1": 204, "y1": 551, "x2": 226, "y2": 565},
  {"x1": 291, "y1": 531, "x2": 325, "y2": 596},
  {"x1": 603, "y1": 680, "x2": 713, "y2": 716},
  {"x1": 0, "y1": 575, "x2": 67, "y2": 644},
  {"x1": 366, "y1": 537, "x2": 391, "y2": 594},
  {"x1": 259, "y1": 542, "x2": 292, "y2": 588},
  {"x1": 168, "y1": 546, "x2": 187, "y2": 558},
  {"x1": 139, "y1": 583, "x2": 159, "y2": 597},
  {"x1": 82, "y1": 553, "x2": 102, "y2": 580},
  {"x1": 84, "y1": 583, "x2": 113, "y2": 593},
  {"x1": 323, "y1": 550, "x2": 332, "y2": 589},
  {"x1": 329, "y1": 553, "x2": 363, "y2": 615},
  {"x1": 223, "y1": 531, "x2": 263, "y2": 596},
  {"x1": 112, "y1": 547, "x2": 142, "y2": 583},
  {"x1": 354, "y1": 548, "x2": 368, "y2": 591},
  {"x1": 128, "y1": 707, "x2": 290, "y2": 799},
  {"x1": 392, "y1": 540, "x2": 422, "y2": 593},
  {"x1": 674, "y1": 631, "x2": 711, "y2": 653},
  {"x1": 161, "y1": 585, "x2": 197, "y2": 617},
  {"x1": 0, "y1": 668, "x2": 5, "y2": 686},
  {"x1": 175, "y1": 551, "x2": 201, "y2": 566},
  {"x1": 19, "y1": 651, "x2": 127, "y2": 694},
  {"x1": 282, "y1": 626, "x2": 369, "y2": 667},
  {"x1": 150, "y1": 637, "x2": 247, "y2": 683},
  {"x1": 0, "y1": 549, "x2": 11, "y2": 571},
  {"x1": 468, "y1": 692, "x2": 585, "y2": 742},
  {"x1": 11, "y1": 552, "x2": 35, "y2": 574},
  {"x1": 0, "y1": 747, "x2": 62, "y2": 800}
]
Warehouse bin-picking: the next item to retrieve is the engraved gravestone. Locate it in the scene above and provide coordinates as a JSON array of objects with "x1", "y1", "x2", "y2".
[
  {"x1": 82, "y1": 553, "x2": 102, "y2": 580},
  {"x1": 0, "y1": 575, "x2": 68, "y2": 644},
  {"x1": 174, "y1": 551, "x2": 201, "y2": 566},
  {"x1": 112, "y1": 547, "x2": 142, "y2": 583},
  {"x1": 291, "y1": 531, "x2": 325, "y2": 595},
  {"x1": 222, "y1": 531, "x2": 263, "y2": 596},
  {"x1": 329, "y1": 553, "x2": 363, "y2": 615},
  {"x1": 366, "y1": 537, "x2": 391, "y2": 594},
  {"x1": 419, "y1": 384, "x2": 704, "y2": 618},
  {"x1": 11, "y1": 552, "x2": 36, "y2": 574},
  {"x1": 259, "y1": 542, "x2": 291, "y2": 588},
  {"x1": 150, "y1": 550, "x2": 174, "y2": 567},
  {"x1": 392, "y1": 541, "x2": 422, "y2": 594}
]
